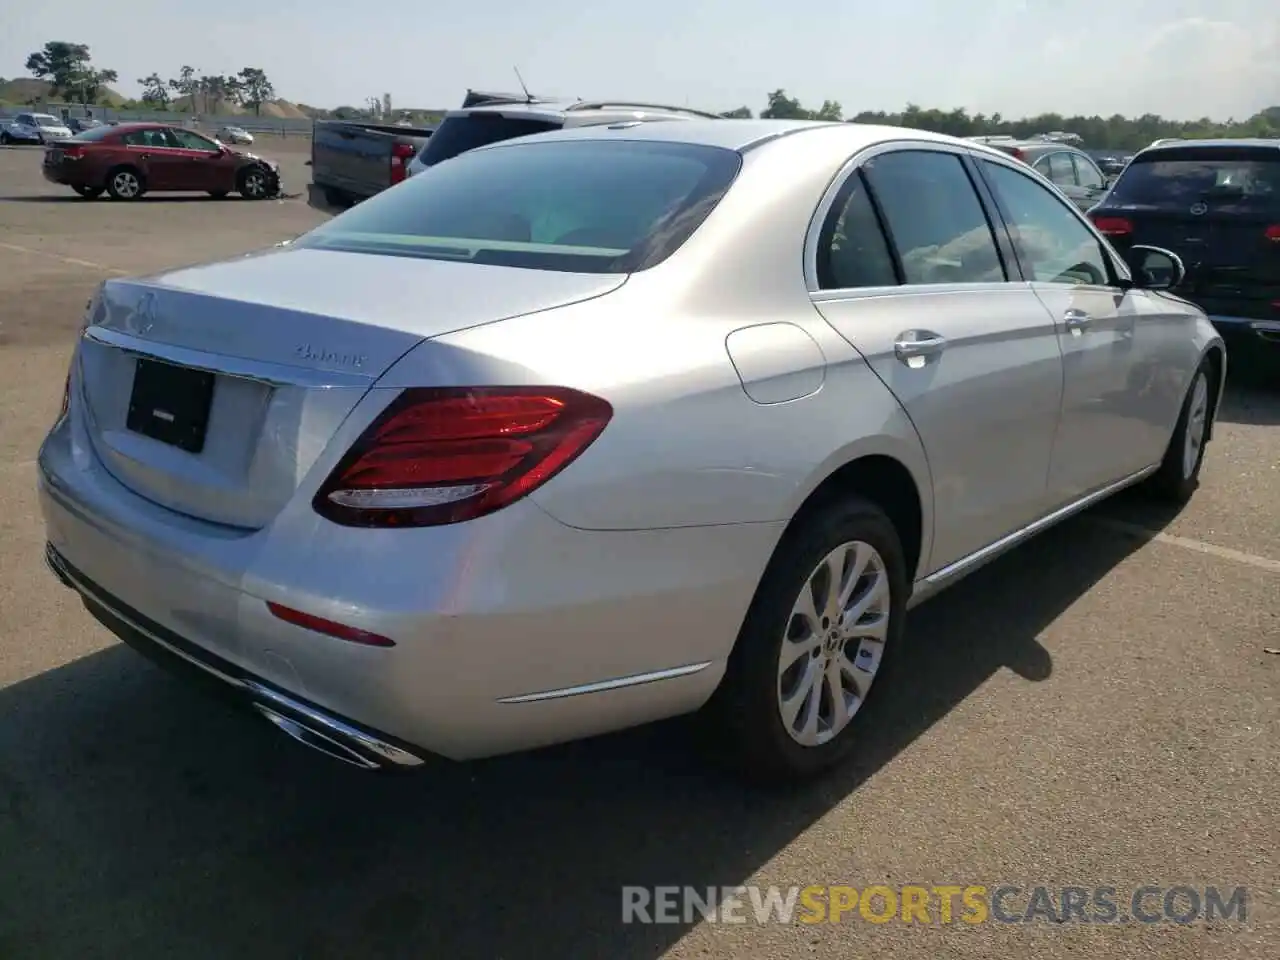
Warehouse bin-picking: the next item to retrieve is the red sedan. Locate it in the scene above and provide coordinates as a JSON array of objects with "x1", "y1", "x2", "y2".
[{"x1": 42, "y1": 122, "x2": 280, "y2": 201}]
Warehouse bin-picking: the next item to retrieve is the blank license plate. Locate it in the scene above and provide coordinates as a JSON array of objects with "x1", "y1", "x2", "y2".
[{"x1": 126, "y1": 359, "x2": 216, "y2": 453}]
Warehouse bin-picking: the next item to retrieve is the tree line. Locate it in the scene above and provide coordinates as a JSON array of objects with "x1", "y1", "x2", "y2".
[
  {"x1": 21, "y1": 41, "x2": 276, "y2": 115},
  {"x1": 724, "y1": 89, "x2": 1280, "y2": 152},
  {"x1": 138, "y1": 67, "x2": 276, "y2": 116},
  {"x1": 19, "y1": 46, "x2": 1280, "y2": 145}
]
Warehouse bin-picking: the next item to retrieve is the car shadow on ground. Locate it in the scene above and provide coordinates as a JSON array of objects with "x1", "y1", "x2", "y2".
[{"x1": 0, "y1": 509, "x2": 1169, "y2": 959}]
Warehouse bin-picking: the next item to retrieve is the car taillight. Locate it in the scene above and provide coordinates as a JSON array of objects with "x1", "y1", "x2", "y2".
[
  {"x1": 1091, "y1": 215, "x2": 1133, "y2": 237},
  {"x1": 313, "y1": 386, "x2": 613, "y2": 528},
  {"x1": 1010, "y1": 148, "x2": 1026, "y2": 161},
  {"x1": 1265, "y1": 225, "x2": 1280, "y2": 242},
  {"x1": 389, "y1": 142, "x2": 416, "y2": 185},
  {"x1": 60, "y1": 144, "x2": 84, "y2": 159}
]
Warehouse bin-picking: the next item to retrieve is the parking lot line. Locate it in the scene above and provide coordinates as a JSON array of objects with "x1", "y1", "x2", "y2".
[
  {"x1": 1090, "y1": 516, "x2": 1280, "y2": 574},
  {"x1": 0, "y1": 241, "x2": 127, "y2": 275}
]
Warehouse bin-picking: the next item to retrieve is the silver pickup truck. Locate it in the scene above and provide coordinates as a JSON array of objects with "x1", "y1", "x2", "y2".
[{"x1": 307, "y1": 119, "x2": 434, "y2": 214}]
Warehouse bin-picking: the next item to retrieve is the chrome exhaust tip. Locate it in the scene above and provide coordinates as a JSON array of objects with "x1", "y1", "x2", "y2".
[{"x1": 254, "y1": 704, "x2": 384, "y2": 770}]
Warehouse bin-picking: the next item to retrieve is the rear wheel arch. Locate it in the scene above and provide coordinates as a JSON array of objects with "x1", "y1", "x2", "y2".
[{"x1": 783, "y1": 454, "x2": 925, "y2": 585}]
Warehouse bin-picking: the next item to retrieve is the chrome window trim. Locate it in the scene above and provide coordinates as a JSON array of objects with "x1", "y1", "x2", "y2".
[{"x1": 803, "y1": 139, "x2": 1006, "y2": 293}]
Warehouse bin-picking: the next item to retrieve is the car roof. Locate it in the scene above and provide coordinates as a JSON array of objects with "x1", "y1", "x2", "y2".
[
  {"x1": 1138, "y1": 137, "x2": 1280, "y2": 155},
  {"x1": 470, "y1": 117, "x2": 1010, "y2": 159},
  {"x1": 997, "y1": 139, "x2": 1087, "y2": 153},
  {"x1": 105, "y1": 121, "x2": 169, "y2": 132}
]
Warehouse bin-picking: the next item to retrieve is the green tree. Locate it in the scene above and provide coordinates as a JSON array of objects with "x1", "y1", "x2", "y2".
[
  {"x1": 25, "y1": 41, "x2": 117, "y2": 103},
  {"x1": 235, "y1": 67, "x2": 275, "y2": 116},
  {"x1": 138, "y1": 73, "x2": 170, "y2": 109},
  {"x1": 760, "y1": 89, "x2": 811, "y2": 119},
  {"x1": 168, "y1": 65, "x2": 197, "y2": 110},
  {"x1": 813, "y1": 100, "x2": 843, "y2": 121}
]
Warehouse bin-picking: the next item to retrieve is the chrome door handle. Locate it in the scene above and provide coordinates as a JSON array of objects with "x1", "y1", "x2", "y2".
[
  {"x1": 893, "y1": 331, "x2": 948, "y2": 363},
  {"x1": 1064, "y1": 309, "x2": 1091, "y2": 330}
]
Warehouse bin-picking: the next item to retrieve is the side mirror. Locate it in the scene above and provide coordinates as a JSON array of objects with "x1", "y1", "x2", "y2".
[{"x1": 1125, "y1": 244, "x2": 1185, "y2": 291}]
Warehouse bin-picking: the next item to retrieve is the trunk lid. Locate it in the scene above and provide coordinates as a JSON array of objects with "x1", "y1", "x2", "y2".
[{"x1": 77, "y1": 246, "x2": 625, "y2": 529}]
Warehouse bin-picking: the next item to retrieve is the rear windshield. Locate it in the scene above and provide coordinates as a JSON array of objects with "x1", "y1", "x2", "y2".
[
  {"x1": 1108, "y1": 148, "x2": 1280, "y2": 211},
  {"x1": 298, "y1": 139, "x2": 742, "y2": 274},
  {"x1": 67, "y1": 125, "x2": 117, "y2": 142},
  {"x1": 416, "y1": 113, "x2": 562, "y2": 167}
]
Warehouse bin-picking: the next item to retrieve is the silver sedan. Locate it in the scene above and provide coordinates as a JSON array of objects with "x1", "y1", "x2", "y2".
[{"x1": 38, "y1": 120, "x2": 1225, "y2": 781}]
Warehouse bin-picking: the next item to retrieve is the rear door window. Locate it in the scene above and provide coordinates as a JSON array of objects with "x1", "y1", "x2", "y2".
[
  {"x1": 121, "y1": 129, "x2": 174, "y2": 148},
  {"x1": 862, "y1": 150, "x2": 1006, "y2": 284},
  {"x1": 416, "y1": 113, "x2": 561, "y2": 167},
  {"x1": 1037, "y1": 152, "x2": 1075, "y2": 187}
]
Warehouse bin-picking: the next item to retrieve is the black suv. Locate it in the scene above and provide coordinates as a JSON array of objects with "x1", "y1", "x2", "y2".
[{"x1": 1088, "y1": 139, "x2": 1280, "y2": 358}]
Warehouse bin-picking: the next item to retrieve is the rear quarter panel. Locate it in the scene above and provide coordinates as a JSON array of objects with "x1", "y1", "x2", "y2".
[{"x1": 378, "y1": 126, "x2": 933, "y2": 550}]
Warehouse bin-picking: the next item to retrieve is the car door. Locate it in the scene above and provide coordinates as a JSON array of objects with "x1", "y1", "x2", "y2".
[
  {"x1": 165, "y1": 128, "x2": 231, "y2": 191},
  {"x1": 974, "y1": 156, "x2": 1178, "y2": 504},
  {"x1": 120, "y1": 128, "x2": 186, "y2": 189},
  {"x1": 808, "y1": 146, "x2": 1065, "y2": 573},
  {"x1": 1071, "y1": 152, "x2": 1111, "y2": 211}
]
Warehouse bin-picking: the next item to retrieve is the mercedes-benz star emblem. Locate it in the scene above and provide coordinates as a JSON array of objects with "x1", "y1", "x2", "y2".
[{"x1": 1189, "y1": 202, "x2": 1208, "y2": 216}]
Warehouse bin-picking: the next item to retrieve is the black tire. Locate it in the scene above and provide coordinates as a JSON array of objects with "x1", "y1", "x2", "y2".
[
  {"x1": 1143, "y1": 359, "x2": 1214, "y2": 505},
  {"x1": 208, "y1": 190, "x2": 229, "y2": 199},
  {"x1": 105, "y1": 166, "x2": 145, "y2": 201},
  {"x1": 237, "y1": 164, "x2": 272, "y2": 200},
  {"x1": 699, "y1": 496, "x2": 909, "y2": 783},
  {"x1": 73, "y1": 184, "x2": 103, "y2": 199},
  {"x1": 0, "y1": 132, "x2": 11, "y2": 145}
]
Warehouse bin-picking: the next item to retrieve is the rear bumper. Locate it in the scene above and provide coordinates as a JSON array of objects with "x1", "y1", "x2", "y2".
[
  {"x1": 37, "y1": 406, "x2": 768, "y2": 763},
  {"x1": 42, "y1": 165, "x2": 74, "y2": 186},
  {"x1": 46, "y1": 544, "x2": 428, "y2": 769}
]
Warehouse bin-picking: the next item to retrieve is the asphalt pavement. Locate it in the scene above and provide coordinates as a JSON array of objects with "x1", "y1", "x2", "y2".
[{"x1": 0, "y1": 137, "x2": 1276, "y2": 960}]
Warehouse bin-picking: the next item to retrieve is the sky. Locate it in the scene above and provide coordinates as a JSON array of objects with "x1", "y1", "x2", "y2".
[{"x1": 2, "y1": 0, "x2": 1277, "y2": 121}]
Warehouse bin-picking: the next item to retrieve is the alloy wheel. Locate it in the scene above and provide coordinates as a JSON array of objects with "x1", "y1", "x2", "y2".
[
  {"x1": 113, "y1": 172, "x2": 140, "y2": 198},
  {"x1": 777, "y1": 540, "x2": 891, "y2": 747}
]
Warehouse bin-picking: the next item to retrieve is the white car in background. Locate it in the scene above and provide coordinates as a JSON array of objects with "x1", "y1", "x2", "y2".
[
  {"x1": 218, "y1": 125, "x2": 255, "y2": 145},
  {"x1": 1, "y1": 112, "x2": 74, "y2": 145}
]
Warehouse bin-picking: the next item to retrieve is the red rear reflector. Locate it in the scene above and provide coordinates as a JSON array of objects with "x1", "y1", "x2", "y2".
[
  {"x1": 1265, "y1": 225, "x2": 1280, "y2": 241},
  {"x1": 1091, "y1": 216, "x2": 1133, "y2": 236},
  {"x1": 314, "y1": 386, "x2": 613, "y2": 528},
  {"x1": 267, "y1": 601, "x2": 395, "y2": 647}
]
